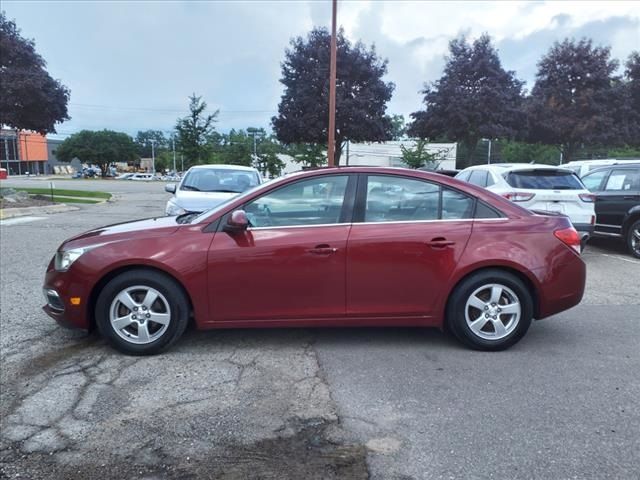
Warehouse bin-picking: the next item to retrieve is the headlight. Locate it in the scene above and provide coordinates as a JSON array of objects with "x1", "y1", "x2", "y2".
[
  {"x1": 166, "y1": 200, "x2": 186, "y2": 216},
  {"x1": 55, "y1": 248, "x2": 89, "y2": 271}
]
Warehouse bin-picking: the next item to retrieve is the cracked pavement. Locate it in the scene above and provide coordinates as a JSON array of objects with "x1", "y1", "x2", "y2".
[{"x1": 1, "y1": 178, "x2": 639, "y2": 479}]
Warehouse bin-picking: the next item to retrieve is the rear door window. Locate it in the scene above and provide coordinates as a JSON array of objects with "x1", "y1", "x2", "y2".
[
  {"x1": 604, "y1": 169, "x2": 640, "y2": 191},
  {"x1": 504, "y1": 170, "x2": 584, "y2": 190}
]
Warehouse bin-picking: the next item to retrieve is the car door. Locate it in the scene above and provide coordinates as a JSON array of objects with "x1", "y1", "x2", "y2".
[
  {"x1": 594, "y1": 167, "x2": 640, "y2": 234},
  {"x1": 207, "y1": 174, "x2": 355, "y2": 322},
  {"x1": 346, "y1": 174, "x2": 473, "y2": 319}
]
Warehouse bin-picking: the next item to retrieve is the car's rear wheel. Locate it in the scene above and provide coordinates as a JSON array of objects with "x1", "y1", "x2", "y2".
[
  {"x1": 626, "y1": 219, "x2": 640, "y2": 259},
  {"x1": 447, "y1": 270, "x2": 533, "y2": 351},
  {"x1": 95, "y1": 270, "x2": 189, "y2": 355}
]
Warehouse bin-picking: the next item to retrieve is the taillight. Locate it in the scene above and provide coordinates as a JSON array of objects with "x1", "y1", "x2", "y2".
[
  {"x1": 579, "y1": 193, "x2": 595, "y2": 202},
  {"x1": 502, "y1": 192, "x2": 536, "y2": 202},
  {"x1": 554, "y1": 227, "x2": 581, "y2": 254}
]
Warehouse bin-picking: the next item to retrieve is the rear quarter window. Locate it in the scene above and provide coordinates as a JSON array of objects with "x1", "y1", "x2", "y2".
[{"x1": 505, "y1": 170, "x2": 584, "y2": 190}]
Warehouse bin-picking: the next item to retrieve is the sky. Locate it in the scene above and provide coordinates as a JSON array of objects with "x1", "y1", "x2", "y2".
[{"x1": 3, "y1": 0, "x2": 639, "y2": 140}]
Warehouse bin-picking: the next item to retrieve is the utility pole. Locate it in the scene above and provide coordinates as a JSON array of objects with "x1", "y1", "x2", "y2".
[
  {"x1": 150, "y1": 139, "x2": 156, "y2": 174},
  {"x1": 327, "y1": 0, "x2": 338, "y2": 167},
  {"x1": 172, "y1": 136, "x2": 176, "y2": 173}
]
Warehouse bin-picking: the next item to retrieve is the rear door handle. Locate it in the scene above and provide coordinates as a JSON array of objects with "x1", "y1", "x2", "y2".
[
  {"x1": 308, "y1": 244, "x2": 338, "y2": 255},
  {"x1": 427, "y1": 237, "x2": 455, "y2": 248}
]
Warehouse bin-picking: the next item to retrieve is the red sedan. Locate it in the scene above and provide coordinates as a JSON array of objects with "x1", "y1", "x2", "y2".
[{"x1": 43, "y1": 167, "x2": 586, "y2": 355}]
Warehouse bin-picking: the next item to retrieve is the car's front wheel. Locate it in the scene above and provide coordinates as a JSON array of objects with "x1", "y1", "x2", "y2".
[
  {"x1": 626, "y1": 219, "x2": 640, "y2": 259},
  {"x1": 95, "y1": 270, "x2": 189, "y2": 355},
  {"x1": 447, "y1": 270, "x2": 533, "y2": 351}
]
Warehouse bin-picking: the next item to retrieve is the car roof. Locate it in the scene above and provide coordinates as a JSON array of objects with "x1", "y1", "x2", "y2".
[
  {"x1": 584, "y1": 162, "x2": 640, "y2": 174},
  {"x1": 460, "y1": 163, "x2": 573, "y2": 173},
  {"x1": 188, "y1": 164, "x2": 259, "y2": 172}
]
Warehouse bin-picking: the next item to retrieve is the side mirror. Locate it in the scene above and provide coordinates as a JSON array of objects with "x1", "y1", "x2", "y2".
[
  {"x1": 224, "y1": 210, "x2": 249, "y2": 233},
  {"x1": 165, "y1": 184, "x2": 176, "y2": 194}
]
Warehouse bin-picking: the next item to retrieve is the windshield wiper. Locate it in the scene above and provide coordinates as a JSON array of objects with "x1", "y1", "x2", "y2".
[
  {"x1": 204, "y1": 189, "x2": 240, "y2": 193},
  {"x1": 181, "y1": 185, "x2": 201, "y2": 191}
]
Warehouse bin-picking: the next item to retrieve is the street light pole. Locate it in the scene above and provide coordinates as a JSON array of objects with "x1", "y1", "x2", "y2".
[
  {"x1": 487, "y1": 139, "x2": 492, "y2": 164},
  {"x1": 327, "y1": 0, "x2": 338, "y2": 167}
]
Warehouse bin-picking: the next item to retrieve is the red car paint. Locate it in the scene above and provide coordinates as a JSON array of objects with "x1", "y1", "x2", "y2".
[{"x1": 43, "y1": 167, "x2": 586, "y2": 332}]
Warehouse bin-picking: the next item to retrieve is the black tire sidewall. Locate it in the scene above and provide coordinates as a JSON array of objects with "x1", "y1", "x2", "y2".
[
  {"x1": 95, "y1": 270, "x2": 189, "y2": 355},
  {"x1": 627, "y1": 220, "x2": 640, "y2": 259},
  {"x1": 448, "y1": 270, "x2": 533, "y2": 351}
]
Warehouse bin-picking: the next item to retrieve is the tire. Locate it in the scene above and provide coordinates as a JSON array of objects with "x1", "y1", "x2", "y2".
[
  {"x1": 447, "y1": 269, "x2": 533, "y2": 351},
  {"x1": 626, "y1": 219, "x2": 640, "y2": 259},
  {"x1": 95, "y1": 270, "x2": 189, "y2": 355}
]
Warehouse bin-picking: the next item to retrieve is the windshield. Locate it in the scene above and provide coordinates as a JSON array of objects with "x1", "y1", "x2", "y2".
[
  {"x1": 180, "y1": 168, "x2": 260, "y2": 193},
  {"x1": 187, "y1": 176, "x2": 282, "y2": 224},
  {"x1": 504, "y1": 170, "x2": 584, "y2": 190}
]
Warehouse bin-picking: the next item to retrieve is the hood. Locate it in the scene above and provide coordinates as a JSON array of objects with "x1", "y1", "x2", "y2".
[
  {"x1": 173, "y1": 190, "x2": 239, "y2": 212},
  {"x1": 63, "y1": 216, "x2": 180, "y2": 249}
]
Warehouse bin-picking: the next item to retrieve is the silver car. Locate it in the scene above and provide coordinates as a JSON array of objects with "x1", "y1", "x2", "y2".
[{"x1": 165, "y1": 164, "x2": 262, "y2": 216}]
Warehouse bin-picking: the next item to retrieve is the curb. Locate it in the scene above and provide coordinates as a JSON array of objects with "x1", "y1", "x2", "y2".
[{"x1": 0, "y1": 204, "x2": 80, "y2": 220}]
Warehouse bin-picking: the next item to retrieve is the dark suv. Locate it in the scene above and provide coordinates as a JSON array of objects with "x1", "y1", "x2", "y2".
[{"x1": 581, "y1": 163, "x2": 640, "y2": 258}]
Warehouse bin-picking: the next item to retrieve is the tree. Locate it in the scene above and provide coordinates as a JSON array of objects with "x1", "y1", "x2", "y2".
[
  {"x1": 0, "y1": 13, "x2": 70, "y2": 133},
  {"x1": 389, "y1": 114, "x2": 407, "y2": 140},
  {"x1": 175, "y1": 94, "x2": 218, "y2": 168},
  {"x1": 526, "y1": 39, "x2": 621, "y2": 162},
  {"x1": 256, "y1": 137, "x2": 285, "y2": 178},
  {"x1": 409, "y1": 34, "x2": 524, "y2": 168},
  {"x1": 56, "y1": 130, "x2": 137, "y2": 177},
  {"x1": 622, "y1": 52, "x2": 640, "y2": 146},
  {"x1": 400, "y1": 140, "x2": 440, "y2": 169},
  {"x1": 272, "y1": 27, "x2": 395, "y2": 164},
  {"x1": 285, "y1": 143, "x2": 327, "y2": 168},
  {"x1": 134, "y1": 130, "x2": 168, "y2": 158}
]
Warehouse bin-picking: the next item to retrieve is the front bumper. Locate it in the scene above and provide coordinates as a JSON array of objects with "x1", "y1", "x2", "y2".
[{"x1": 42, "y1": 267, "x2": 91, "y2": 330}]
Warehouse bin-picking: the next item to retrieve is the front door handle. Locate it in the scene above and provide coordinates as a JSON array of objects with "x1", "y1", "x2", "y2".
[
  {"x1": 427, "y1": 237, "x2": 455, "y2": 248},
  {"x1": 308, "y1": 244, "x2": 338, "y2": 255}
]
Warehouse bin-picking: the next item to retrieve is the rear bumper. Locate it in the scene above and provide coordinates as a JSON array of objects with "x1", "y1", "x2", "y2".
[{"x1": 533, "y1": 251, "x2": 586, "y2": 320}]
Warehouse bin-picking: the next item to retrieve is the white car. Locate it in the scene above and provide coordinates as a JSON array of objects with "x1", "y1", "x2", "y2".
[
  {"x1": 455, "y1": 164, "x2": 595, "y2": 240},
  {"x1": 129, "y1": 173, "x2": 156, "y2": 181},
  {"x1": 165, "y1": 164, "x2": 262, "y2": 216}
]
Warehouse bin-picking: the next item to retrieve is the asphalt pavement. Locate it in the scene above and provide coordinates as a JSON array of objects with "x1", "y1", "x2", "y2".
[{"x1": 1, "y1": 177, "x2": 638, "y2": 479}]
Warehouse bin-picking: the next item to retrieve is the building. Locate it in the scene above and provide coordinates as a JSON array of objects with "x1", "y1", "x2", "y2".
[
  {"x1": 0, "y1": 129, "x2": 50, "y2": 175},
  {"x1": 345, "y1": 141, "x2": 457, "y2": 170},
  {"x1": 276, "y1": 141, "x2": 458, "y2": 176}
]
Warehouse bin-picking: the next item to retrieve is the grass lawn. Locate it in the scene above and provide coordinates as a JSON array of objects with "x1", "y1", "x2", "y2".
[{"x1": 14, "y1": 188, "x2": 111, "y2": 200}]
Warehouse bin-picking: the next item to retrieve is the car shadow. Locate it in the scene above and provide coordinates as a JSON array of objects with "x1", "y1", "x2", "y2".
[
  {"x1": 177, "y1": 325, "x2": 461, "y2": 352},
  {"x1": 586, "y1": 236, "x2": 630, "y2": 256}
]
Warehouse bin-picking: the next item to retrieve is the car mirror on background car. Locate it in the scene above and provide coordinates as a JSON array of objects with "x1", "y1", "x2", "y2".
[
  {"x1": 224, "y1": 210, "x2": 249, "y2": 233},
  {"x1": 165, "y1": 184, "x2": 177, "y2": 194}
]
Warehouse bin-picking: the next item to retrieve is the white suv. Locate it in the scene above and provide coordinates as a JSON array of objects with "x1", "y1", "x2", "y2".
[{"x1": 455, "y1": 164, "x2": 595, "y2": 239}]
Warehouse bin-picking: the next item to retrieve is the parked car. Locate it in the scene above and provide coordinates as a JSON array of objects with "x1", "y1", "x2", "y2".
[
  {"x1": 115, "y1": 173, "x2": 135, "y2": 180},
  {"x1": 581, "y1": 162, "x2": 640, "y2": 258},
  {"x1": 43, "y1": 167, "x2": 586, "y2": 355},
  {"x1": 165, "y1": 164, "x2": 262, "y2": 216},
  {"x1": 455, "y1": 164, "x2": 595, "y2": 242},
  {"x1": 129, "y1": 173, "x2": 155, "y2": 181},
  {"x1": 563, "y1": 159, "x2": 621, "y2": 177}
]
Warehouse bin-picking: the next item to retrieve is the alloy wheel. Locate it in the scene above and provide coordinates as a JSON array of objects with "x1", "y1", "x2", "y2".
[
  {"x1": 464, "y1": 283, "x2": 521, "y2": 341},
  {"x1": 109, "y1": 285, "x2": 171, "y2": 344},
  {"x1": 631, "y1": 226, "x2": 640, "y2": 256}
]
